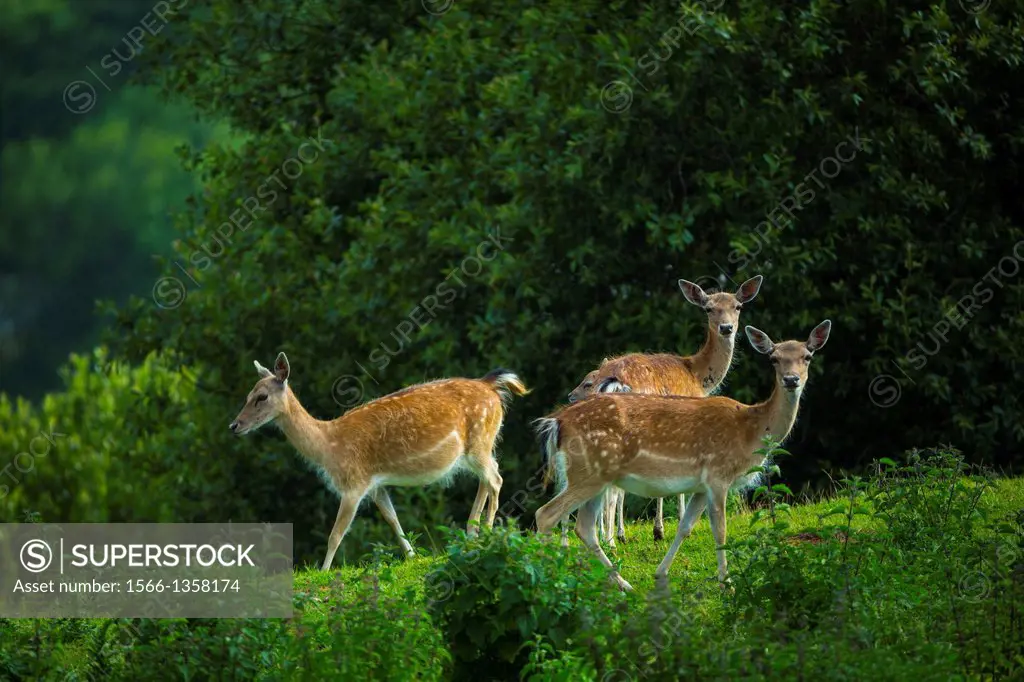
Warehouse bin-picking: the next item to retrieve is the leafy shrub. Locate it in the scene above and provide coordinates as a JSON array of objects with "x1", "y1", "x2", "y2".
[
  {"x1": 276, "y1": 569, "x2": 449, "y2": 681},
  {"x1": 725, "y1": 441, "x2": 883, "y2": 629},
  {"x1": 81, "y1": 569, "x2": 448, "y2": 681},
  {"x1": 425, "y1": 525, "x2": 625, "y2": 681},
  {"x1": 944, "y1": 509, "x2": 1024, "y2": 678},
  {"x1": 870, "y1": 447, "x2": 993, "y2": 553},
  {"x1": 523, "y1": 579, "x2": 959, "y2": 682},
  {"x1": 0, "y1": 349, "x2": 204, "y2": 525},
  {"x1": 98, "y1": 617, "x2": 286, "y2": 681}
]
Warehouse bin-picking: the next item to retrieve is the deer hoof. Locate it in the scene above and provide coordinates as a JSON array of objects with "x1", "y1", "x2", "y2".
[{"x1": 653, "y1": 527, "x2": 664, "y2": 541}]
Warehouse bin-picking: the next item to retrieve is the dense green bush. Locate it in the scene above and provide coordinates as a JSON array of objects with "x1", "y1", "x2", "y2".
[
  {"x1": 523, "y1": 582, "x2": 965, "y2": 681},
  {"x1": 725, "y1": 445, "x2": 885, "y2": 629},
  {"x1": 77, "y1": 0, "x2": 1021, "y2": 552},
  {"x1": 0, "y1": 349, "x2": 203, "y2": 524},
  {"x1": 426, "y1": 525, "x2": 624, "y2": 680},
  {"x1": 869, "y1": 447, "x2": 993, "y2": 552},
  {"x1": 1, "y1": 575, "x2": 449, "y2": 681}
]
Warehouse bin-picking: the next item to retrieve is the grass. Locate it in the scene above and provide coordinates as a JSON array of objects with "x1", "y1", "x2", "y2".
[
  {"x1": 4, "y1": 463, "x2": 1024, "y2": 680},
  {"x1": 296, "y1": 473, "x2": 1024, "y2": 596}
]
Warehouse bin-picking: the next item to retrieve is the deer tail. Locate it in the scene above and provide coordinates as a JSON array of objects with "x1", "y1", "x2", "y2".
[{"x1": 480, "y1": 368, "x2": 529, "y2": 404}]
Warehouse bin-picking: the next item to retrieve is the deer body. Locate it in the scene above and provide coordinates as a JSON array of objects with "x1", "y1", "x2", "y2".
[
  {"x1": 538, "y1": 321, "x2": 831, "y2": 591},
  {"x1": 566, "y1": 275, "x2": 763, "y2": 545},
  {"x1": 231, "y1": 353, "x2": 527, "y2": 570}
]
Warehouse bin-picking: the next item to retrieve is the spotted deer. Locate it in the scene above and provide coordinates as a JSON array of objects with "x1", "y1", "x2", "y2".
[
  {"x1": 230, "y1": 353, "x2": 528, "y2": 570},
  {"x1": 566, "y1": 275, "x2": 764, "y2": 545},
  {"x1": 536, "y1": 320, "x2": 831, "y2": 591}
]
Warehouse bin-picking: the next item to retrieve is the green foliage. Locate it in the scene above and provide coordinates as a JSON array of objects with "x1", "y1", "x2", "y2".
[
  {"x1": 951, "y1": 510, "x2": 1024, "y2": 677},
  {"x1": 727, "y1": 469, "x2": 883, "y2": 630},
  {"x1": 870, "y1": 447, "x2": 993, "y2": 552},
  {"x1": 278, "y1": 570, "x2": 449, "y2": 681},
  {"x1": 0, "y1": 89, "x2": 230, "y2": 400},
  {"x1": 3, "y1": 463, "x2": 1024, "y2": 680},
  {"x1": 0, "y1": 349, "x2": 207, "y2": 524},
  {"x1": 525, "y1": 452, "x2": 1024, "y2": 681},
  {"x1": 425, "y1": 525, "x2": 623, "y2": 680},
  {"x1": 723, "y1": 441, "x2": 870, "y2": 629},
  {"x1": 0, "y1": 0, "x2": 232, "y2": 399},
  {"x1": 1, "y1": 577, "x2": 449, "y2": 681},
  {"x1": 86, "y1": 0, "x2": 1022, "y2": 555}
]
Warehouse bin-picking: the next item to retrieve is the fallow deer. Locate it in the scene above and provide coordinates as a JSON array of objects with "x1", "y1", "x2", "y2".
[
  {"x1": 536, "y1": 320, "x2": 831, "y2": 591},
  {"x1": 230, "y1": 353, "x2": 528, "y2": 570},
  {"x1": 566, "y1": 275, "x2": 764, "y2": 545}
]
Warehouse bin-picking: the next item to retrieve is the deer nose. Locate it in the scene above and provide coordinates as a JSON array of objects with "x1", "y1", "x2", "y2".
[
  {"x1": 567, "y1": 393, "x2": 577, "y2": 404},
  {"x1": 229, "y1": 421, "x2": 240, "y2": 433},
  {"x1": 782, "y1": 375, "x2": 800, "y2": 389},
  {"x1": 719, "y1": 324, "x2": 734, "y2": 336}
]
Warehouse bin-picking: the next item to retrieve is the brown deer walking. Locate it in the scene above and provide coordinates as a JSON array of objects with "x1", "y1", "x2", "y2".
[
  {"x1": 566, "y1": 275, "x2": 763, "y2": 545},
  {"x1": 536, "y1": 320, "x2": 831, "y2": 591},
  {"x1": 230, "y1": 353, "x2": 528, "y2": 570}
]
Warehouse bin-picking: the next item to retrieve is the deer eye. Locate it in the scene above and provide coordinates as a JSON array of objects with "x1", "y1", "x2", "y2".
[
  {"x1": 255, "y1": 394, "x2": 267, "y2": 404},
  {"x1": 583, "y1": 382, "x2": 592, "y2": 388},
  {"x1": 735, "y1": 304, "x2": 742, "y2": 310},
  {"x1": 770, "y1": 356, "x2": 779, "y2": 364},
  {"x1": 803, "y1": 355, "x2": 812, "y2": 362}
]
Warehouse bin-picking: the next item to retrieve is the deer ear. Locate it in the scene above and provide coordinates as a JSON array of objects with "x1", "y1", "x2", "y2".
[
  {"x1": 597, "y1": 376, "x2": 631, "y2": 393},
  {"x1": 273, "y1": 352, "x2": 290, "y2": 382},
  {"x1": 807, "y1": 320, "x2": 831, "y2": 352},
  {"x1": 678, "y1": 279, "x2": 709, "y2": 307},
  {"x1": 254, "y1": 361, "x2": 274, "y2": 379},
  {"x1": 735, "y1": 275, "x2": 763, "y2": 304},
  {"x1": 745, "y1": 326, "x2": 775, "y2": 354}
]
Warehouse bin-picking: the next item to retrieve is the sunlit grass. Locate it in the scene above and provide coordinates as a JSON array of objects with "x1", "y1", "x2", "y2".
[{"x1": 6, "y1": 475, "x2": 1022, "y2": 678}]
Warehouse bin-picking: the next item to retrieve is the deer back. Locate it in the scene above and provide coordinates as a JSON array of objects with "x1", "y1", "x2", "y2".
[{"x1": 599, "y1": 353, "x2": 704, "y2": 396}]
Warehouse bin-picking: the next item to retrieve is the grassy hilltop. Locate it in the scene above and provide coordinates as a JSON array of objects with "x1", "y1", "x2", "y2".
[{"x1": 3, "y1": 451, "x2": 1023, "y2": 681}]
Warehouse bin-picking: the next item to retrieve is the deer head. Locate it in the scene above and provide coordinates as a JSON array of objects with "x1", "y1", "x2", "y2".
[
  {"x1": 229, "y1": 352, "x2": 292, "y2": 435},
  {"x1": 678, "y1": 274, "x2": 763, "y2": 339},
  {"x1": 567, "y1": 368, "x2": 600, "y2": 403},
  {"x1": 566, "y1": 368, "x2": 633, "y2": 403},
  {"x1": 745, "y1": 320, "x2": 831, "y2": 393}
]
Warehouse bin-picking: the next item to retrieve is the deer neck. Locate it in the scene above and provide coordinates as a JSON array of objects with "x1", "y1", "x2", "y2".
[
  {"x1": 687, "y1": 325, "x2": 735, "y2": 394},
  {"x1": 749, "y1": 382, "x2": 803, "y2": 446},
  {"x1": 275, "y1": 389, "x2": 335, "y2": 467}
]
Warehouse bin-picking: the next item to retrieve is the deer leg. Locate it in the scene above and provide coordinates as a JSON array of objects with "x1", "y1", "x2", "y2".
[
  {"x1": 653, "y1": 497, "x2": 665, "y2": 540},
  {"x1": 604, "y1": 489, "x2": 617, "y2": 549},
  {"x1": 654, "y1": 492, "x2": 707, "y2": 579},
  {"x1": 576, "y1": 495, "x2": 634, "y2": 592},
  {"x1": 467, "y1": 479, "x2": 489, "y2": 537},
  {"x1": 541, "y1": 481, "x2": 592, "y2": 548},
  {"x1": 372, "y1": 488, "x2": 414, "y2": 559},
  {"x1": 321, "y1": 488, "x2": 366, "y2": 571},
  {"x1": 485, "y1": 469, "x2": 503, "y2": 528},
  {"x1": 466, "y1": 452, "x2": 503, "y2": 534},
  {"x1": 616, "y1": 488, "x2": 627, "y2": 544},
  {"x1": 536, "y1": 482, "x2": 607, "y2": 535},
  {"x1": 706, "y1": 489, "x2": 730, "y2": 586}
]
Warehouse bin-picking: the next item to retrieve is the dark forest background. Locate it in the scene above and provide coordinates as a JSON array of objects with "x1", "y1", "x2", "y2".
[{"x1": 1, "y1": 0, "x2": 1022, "y2": 567}]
